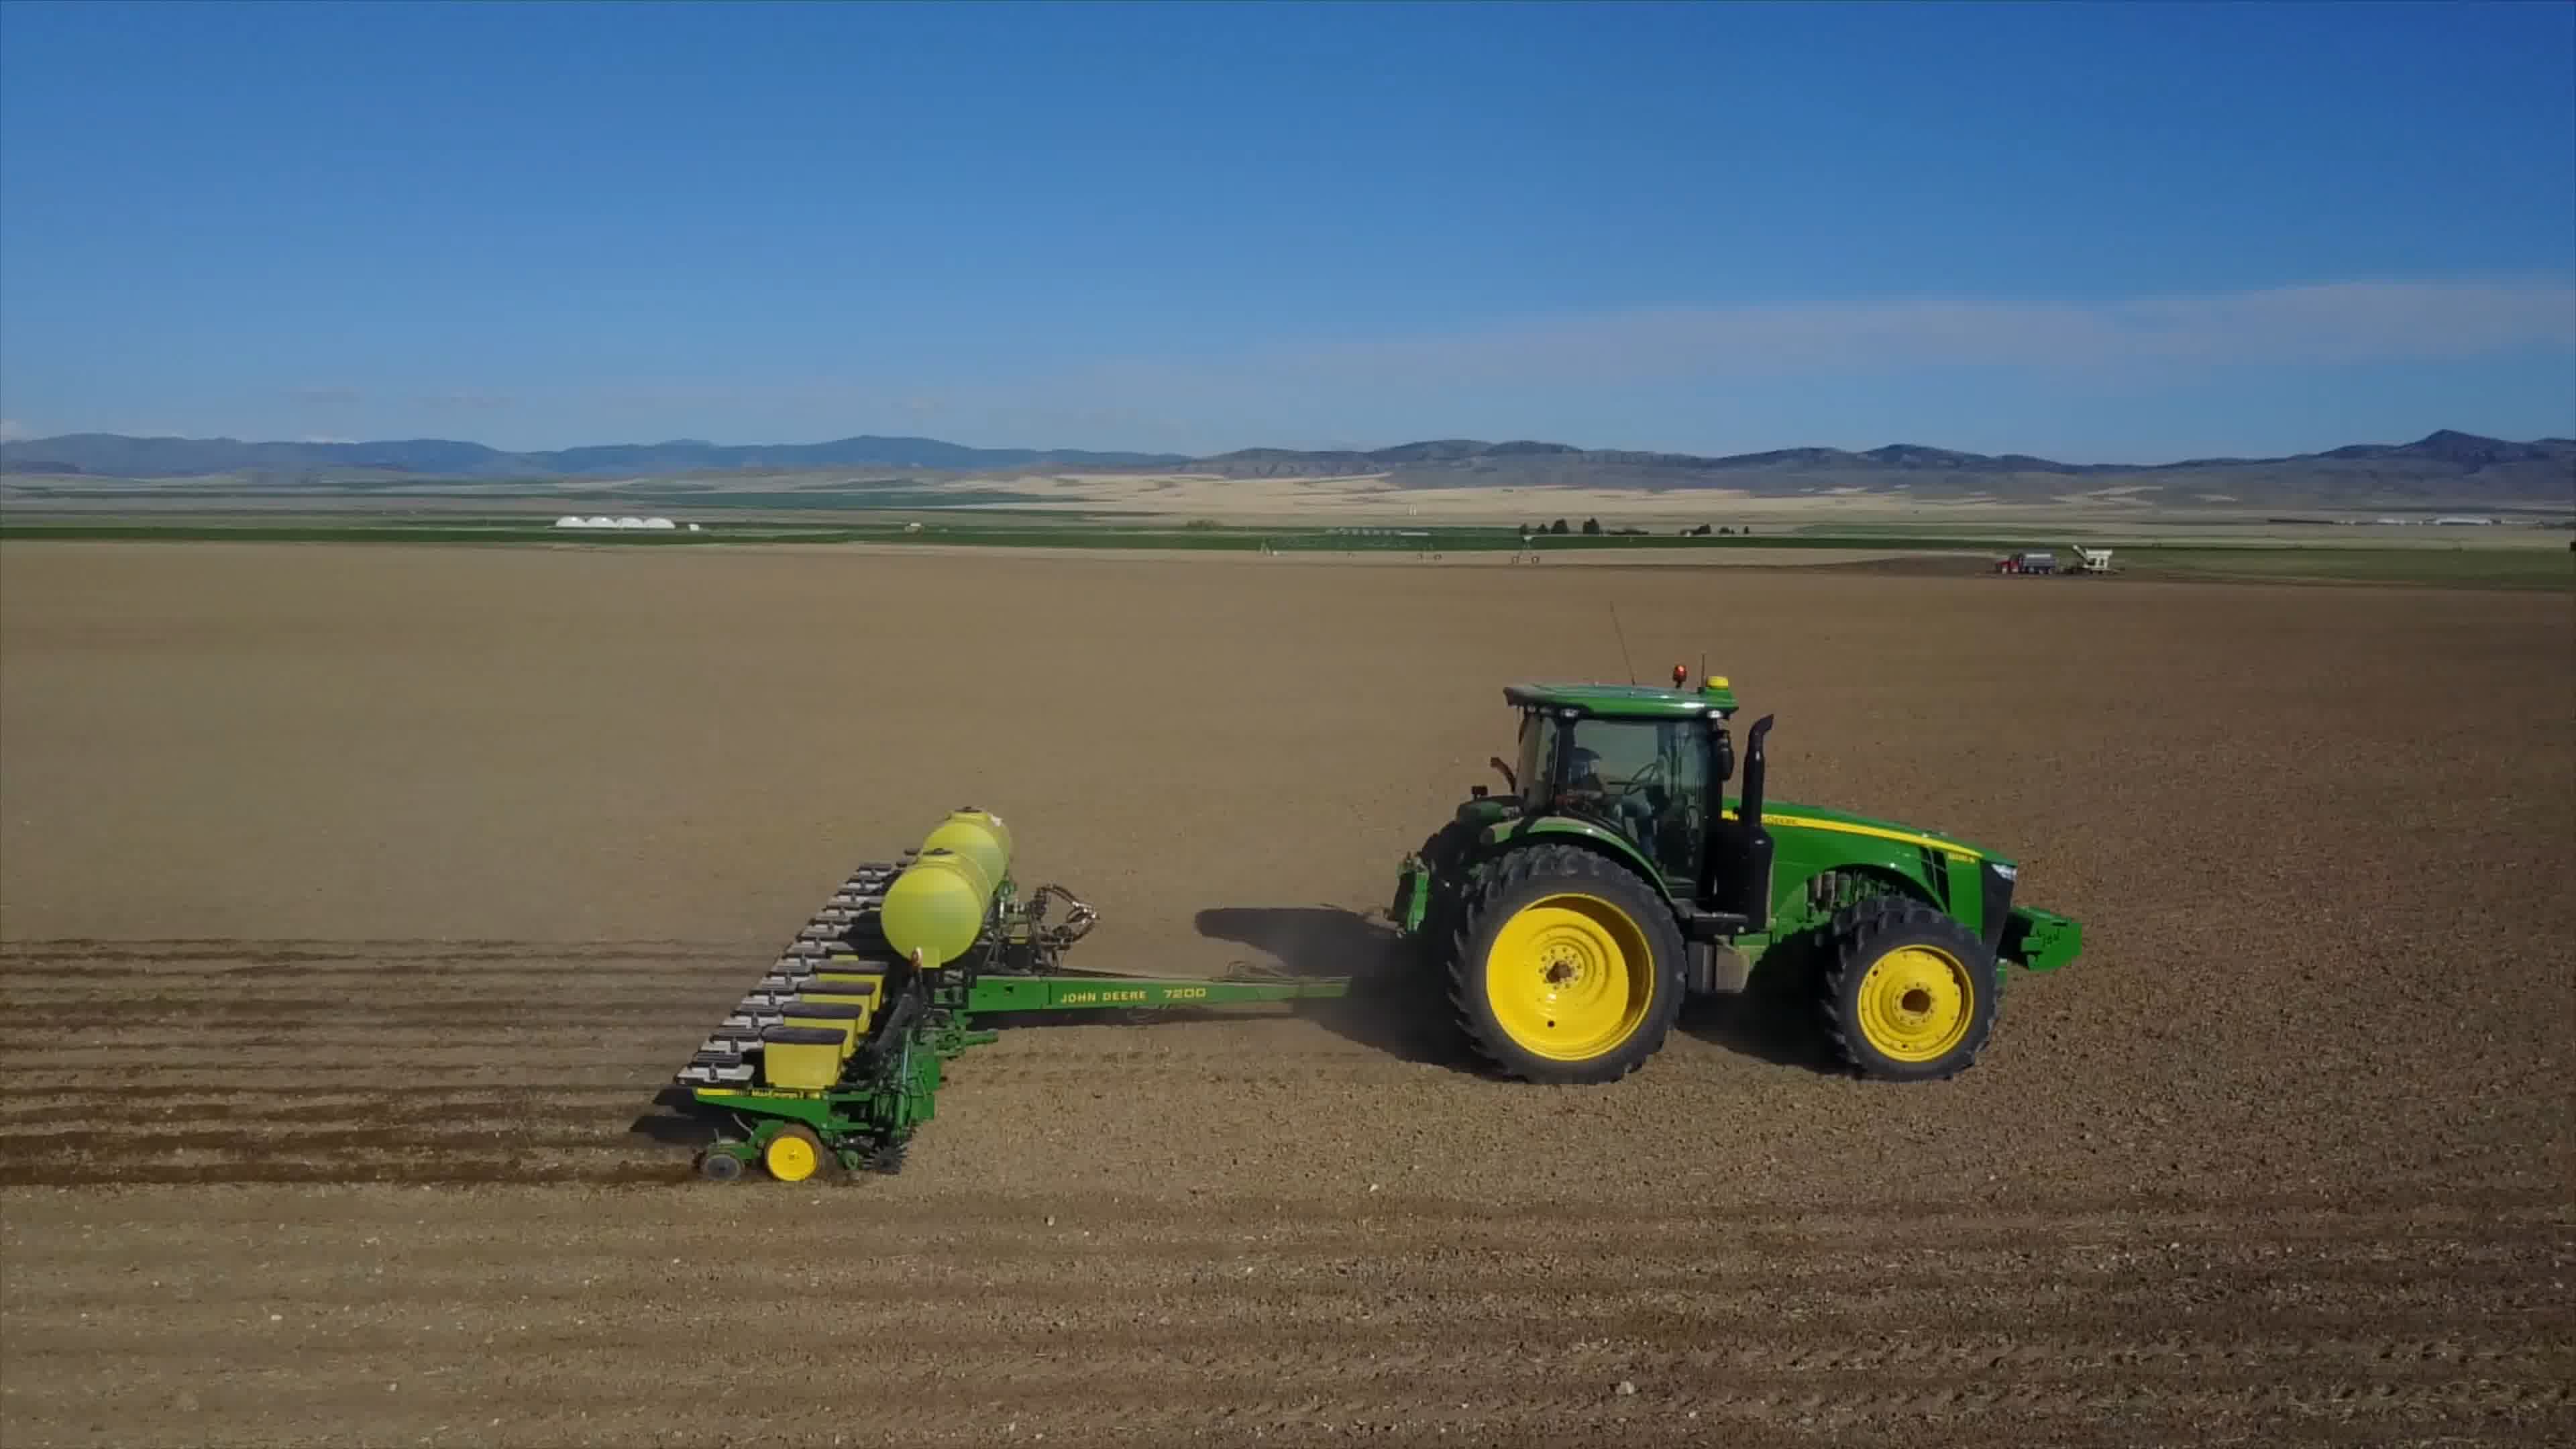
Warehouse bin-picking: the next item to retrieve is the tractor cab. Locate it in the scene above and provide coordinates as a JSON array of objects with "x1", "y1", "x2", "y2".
[
  {"x1": 1499, "y1": 678, "x2": 1737, "y2": 891},
  {"x1": 1485, "y1": 671, "x2": 1775, "y2": 914}
]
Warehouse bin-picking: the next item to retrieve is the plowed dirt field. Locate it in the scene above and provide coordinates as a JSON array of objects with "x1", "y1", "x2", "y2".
[{"x1": 3, "y1": 543, "x2": 2570, "y2": 1447}]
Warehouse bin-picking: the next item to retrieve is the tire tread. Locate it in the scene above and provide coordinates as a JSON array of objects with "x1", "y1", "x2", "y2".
[
  {"x1": 1445, "y1": 845, "x2": 1684, "y2": 1085},
  {"x1": 1818, "y1": 896, "x2": 1998, "y2": 1082}
]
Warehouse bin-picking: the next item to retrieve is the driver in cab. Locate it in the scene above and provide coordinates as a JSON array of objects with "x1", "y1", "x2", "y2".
[{"x1": 1561, "y1": 747, "x2": 1656, "y2": 837}]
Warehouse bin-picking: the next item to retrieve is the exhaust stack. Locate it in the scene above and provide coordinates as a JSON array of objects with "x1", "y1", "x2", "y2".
[{"x1": 1739, "y1": 714, "x2": 1772, "y2": 827}]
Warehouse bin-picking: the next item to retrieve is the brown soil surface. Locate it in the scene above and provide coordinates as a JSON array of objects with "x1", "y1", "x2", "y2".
[{"x1": 3, "y1": 541, "x2": 2570, "y2": 1446}]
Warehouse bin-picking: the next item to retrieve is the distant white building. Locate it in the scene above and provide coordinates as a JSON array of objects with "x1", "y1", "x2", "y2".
[
  {"x1": 2431, "y1": 515, "x2": 2498, "y2": 526},
  {"x1": 553, "y1": 514, "x2": 682, "y2": 531}
]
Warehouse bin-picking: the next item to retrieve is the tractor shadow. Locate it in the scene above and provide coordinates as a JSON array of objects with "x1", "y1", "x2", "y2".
[
  {"x1": 1674, "y1": 931, "x2": 1843, "y2": 1074},
  {"x1": 1192, "y1": 905, "x2": 1481, "y2": 1075},
  {"x1": 1195, "y1": 906, "x2": 1846, "y2": 1076}
]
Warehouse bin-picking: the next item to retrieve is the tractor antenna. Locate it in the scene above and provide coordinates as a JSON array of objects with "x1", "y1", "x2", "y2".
[{"x1": 1609, "y1": 603, "x2": 1637, "y2": 684}]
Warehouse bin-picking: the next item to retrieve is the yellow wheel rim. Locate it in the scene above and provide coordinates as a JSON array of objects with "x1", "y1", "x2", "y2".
[
  {"x1": 1483, "y1": 893, "x2": 1654, "y2": 1062},
  {"x1": 763, "y1": 1132, "x2": 820, "y2": 1183},
  {"x1": 1854, "y1": 945, "x2": 1974, "y2": 1062}
]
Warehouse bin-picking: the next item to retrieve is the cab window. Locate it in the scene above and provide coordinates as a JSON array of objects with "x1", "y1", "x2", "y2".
[{"x1": 1561, "y1": 717, "x2": 1711, "y2": 886}]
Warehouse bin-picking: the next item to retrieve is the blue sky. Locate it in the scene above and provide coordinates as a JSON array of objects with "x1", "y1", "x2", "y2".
[{"x1": 2, "y1": 1, "x2": 2570, "y2": 460}]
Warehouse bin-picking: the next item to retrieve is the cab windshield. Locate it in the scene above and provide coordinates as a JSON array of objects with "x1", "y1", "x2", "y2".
[{"x1": 1517, "y1": 709, "x2": 1712, "y2": 886}]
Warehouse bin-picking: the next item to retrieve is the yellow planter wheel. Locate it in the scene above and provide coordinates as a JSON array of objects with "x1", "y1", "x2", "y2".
[
  {"x1": 762, "y1": 1126, "x2": 830, "y2": 1183},
  {"x1": 1448, "y1": 844, "x2": 1683, "y2": 1085},
  {"x1": 1820, "y1": 896, "x2": 1999, "y2": 1081}
]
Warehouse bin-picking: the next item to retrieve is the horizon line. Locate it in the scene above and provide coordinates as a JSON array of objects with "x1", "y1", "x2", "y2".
[{"x1": 5, "y1": 424, "x2": 2571, "y2": 473}]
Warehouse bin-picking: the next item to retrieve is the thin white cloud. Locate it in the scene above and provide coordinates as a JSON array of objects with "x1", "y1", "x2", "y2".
[
  {"x1": 394, "y1": 277, "x2": 2573, "y2": 453},
  {"x1": 1254, "y1": 279, "x2": 2576, "y2": 384},
  {"x1": 0, "y1": 419, "x2": 28, "y2": 441}
]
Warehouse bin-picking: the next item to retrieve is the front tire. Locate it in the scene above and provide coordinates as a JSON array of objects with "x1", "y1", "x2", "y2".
[
  {"x1": 1819, "y1": 898, "x2": 1998, "y2": 1081},
  {"x1": 1448, "y1": 845, "x2": 1684, "y2": 1084}
]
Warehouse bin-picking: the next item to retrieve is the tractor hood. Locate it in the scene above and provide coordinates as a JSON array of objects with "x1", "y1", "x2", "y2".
[{"x1": 1737, "y1": 798, "x2": 2006, "y2": 867}]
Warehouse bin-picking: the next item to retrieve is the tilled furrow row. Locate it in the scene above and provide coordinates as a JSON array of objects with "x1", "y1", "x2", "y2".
[
  {"x1": 0, "y1": 938, "x2": 742, "y2": 961},
  {"x1": 3, "y1": 1354, "x2": 2563, "y2": 1449},
  {"x1": 4, "y1": 1183, "x2": 2563, "y2": 1250},
  {"x1": 1, "y1": 1005, "x2": 731, "y2": 1034},
  {"x1": 0, "y1": 1083, "x2": 651, "y2": 1110},
  {"x1": 0, "y1": 966, "x2": 748, "y2": 991},
  {"x1": 0, "y1": 1128, "x2": 644, "y2": 1158},
  {"x1": 0, "y1": 1065, "x2": 651, "y2": 1091},
  {"x1": 1, "y1": 1041, "x2": 690, "y2": 1069},
  {"x1": 0, "y1": 1097, "x2": 652, "y2": 1135},
  {"x1": 0, "y1": 1136, "x2": 668, "y2": 1187},
  {"x1": 11, "y1": 1249, "x2": 2561, "y2": 1329},
  {"x1": 0, "y1": 1157, "x2": 683, "y2": 1187},
  {"x1": 9, "y1": 1313, "x2": 2561, "y2": 1385}
]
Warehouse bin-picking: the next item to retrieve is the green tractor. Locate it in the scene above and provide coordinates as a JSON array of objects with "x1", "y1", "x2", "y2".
[{"x1": 1389, "y1": 672, "x2": 2084, "y2": 1085}]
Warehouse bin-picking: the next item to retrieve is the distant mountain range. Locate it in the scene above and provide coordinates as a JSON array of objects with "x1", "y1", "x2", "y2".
[
  {"x1": 0, "y1": 433, "x2": 1186, "y2": 479},
  {"x1": 1181, "y1": 431, "x2": 2575, "y2": 504},
  {"x1": 3, "y1": 428, "x2": 2570, "y2": 506}
]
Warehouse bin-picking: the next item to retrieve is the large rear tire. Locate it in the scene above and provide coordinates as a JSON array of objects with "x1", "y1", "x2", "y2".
[
  {"x1": 1448, "y1": 845, "x2": 1684, "y2": 1084},
  {"x1": 1819, "y1": 897, "x2": 1998, "y2": 1081}
]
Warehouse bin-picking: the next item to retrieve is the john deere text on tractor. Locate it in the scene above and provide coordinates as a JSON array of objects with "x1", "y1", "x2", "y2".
[{"x1": 1388, "y1": 671, "x2": 2083, "y2": 1084}]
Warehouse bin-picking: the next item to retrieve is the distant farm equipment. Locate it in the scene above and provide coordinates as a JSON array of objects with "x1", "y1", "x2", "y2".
[{"x1": 1995, "y1": 547, "x2": 2115, "y2": 576}]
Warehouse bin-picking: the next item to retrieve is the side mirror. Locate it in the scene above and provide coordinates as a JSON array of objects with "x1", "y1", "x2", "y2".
[{"x1": 1488, "y1": 755, "x2": 1518, "y2": 793}]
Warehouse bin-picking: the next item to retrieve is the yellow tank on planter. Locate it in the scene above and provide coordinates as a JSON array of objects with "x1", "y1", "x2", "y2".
[
  {"x1": 918, "y1": 808, "x2": 1012, "y2": 892},
  {"x1": 881, "y1": 847, "x2": 996, "y2": 967}
]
